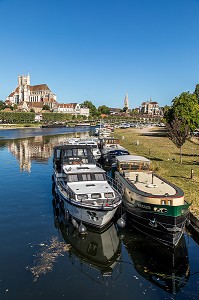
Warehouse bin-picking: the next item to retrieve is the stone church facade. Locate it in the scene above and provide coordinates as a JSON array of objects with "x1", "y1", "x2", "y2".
[{"x1": 6, "y1": 74, "x2": 57, "y2": 110}]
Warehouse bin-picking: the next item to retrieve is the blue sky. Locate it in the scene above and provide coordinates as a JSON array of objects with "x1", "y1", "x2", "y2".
[{"x1": 1, "y1": 0, "x2": 199, "y2": 109}]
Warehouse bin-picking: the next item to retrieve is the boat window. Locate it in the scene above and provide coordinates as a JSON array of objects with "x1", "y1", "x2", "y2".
[
  {"x1": 82, "y1": 174, "x2": 92, "y2": 181},
  {"x1": 55, "y1": 149, "x2": 60, "y2": 159},
  {"x1": 161, "y1": 200, "x2": 166, "y2": 205},
  {"x1": 121, "y1": 164, "x2": 129, "y2": 170},
  {"x1": 91, "y1": 193, "x2": 101, "y2": 199},
  {"x1": 140, "y1": 162, "x2": 149, "y2": 170},
  {"x1": 81, "y1": 158, "x2": 88, "y2": 164},
  {"x1": 77, "y1": 194, "x2": 88, "y2": 200},
  {"x1": 95, "y1": 173, "x2": 105, "y2": 180},
  {"x1": 104, "y1": 192, "x2": 114, "y2": 198},
  {"x1": 130, "y1": 163, "x2": 139, "y2": 170},
  {"x1": 83, "y1": 149, "x2": 88, "y2": 155},
  {"x1": 168, "y1": 200, "x2": 172, "y2": 205},
  {"x1": 64, "y1": 149, "x2": 73, "y2": 157},
  {"x1": 68, "y1": 174, "x2": 78, "y2": 182}
]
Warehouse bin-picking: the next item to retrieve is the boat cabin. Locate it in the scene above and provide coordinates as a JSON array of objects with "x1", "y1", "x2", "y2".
[
  {"x1": 116, "y1": 155, "x2": 150, "y2": 172},
  {"x1": 53, "y1": 145, "x2": 96, "y2": 171},
  {"x1": 99, "y1": 137, "x2": 120, "y2": 150}
]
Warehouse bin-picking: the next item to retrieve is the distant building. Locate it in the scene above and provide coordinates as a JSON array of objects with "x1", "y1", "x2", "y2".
[
  {"x1": 140, "y1": 99, "x2": 162, "y2": 116},
  {"x1": 109, "y1": 107, "x2": 121, "y2": 115},
  {"x1": 54, "y1": 103, "x2": 89, "y2": 117},
  {"x1": 6, "y1": 74, "x2": 57, "y2": 110}
]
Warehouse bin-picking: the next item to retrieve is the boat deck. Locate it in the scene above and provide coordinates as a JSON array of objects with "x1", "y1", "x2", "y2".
[{"x1": 122, "y1": 170, "x2": 178, "y2": 196}]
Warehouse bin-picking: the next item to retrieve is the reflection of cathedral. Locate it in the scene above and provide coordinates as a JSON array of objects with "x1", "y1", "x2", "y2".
[{"x1": 8, "y1": 132, "x2": 90, "y2": 172}]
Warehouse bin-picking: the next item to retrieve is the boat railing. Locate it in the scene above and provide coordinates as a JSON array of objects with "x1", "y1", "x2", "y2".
[
  {"x1": 106, "y1": 174, "x2": 124, "y2": 196},
  {"x1": 56, "y1": 178, "x2": 121, "y2": 206}
]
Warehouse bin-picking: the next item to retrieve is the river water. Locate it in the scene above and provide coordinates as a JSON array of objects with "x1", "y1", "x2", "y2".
[{"x1": 0, "y1": 127, "x2": 198, "y2": 300}]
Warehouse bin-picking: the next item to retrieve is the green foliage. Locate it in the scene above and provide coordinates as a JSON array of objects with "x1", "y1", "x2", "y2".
[
  {"x1": 0, "y1": 101, "x2": 5, "y2": 111},
  {"x1": 165, "y1": 92, "x2": 199, "y2": 133},
  {"x1": 194, "y1": 83, "x2": 199, "y2": 104},
  {"x1": 130, "y1": 109, "x2": 139, "y2": 115},
  {"x1": 41, "y1": 112, "x2": 73, "y2": 123},
  {"x1": 164, "y1": 92, "x2": 199, "y2": 163},
  {"x1": 81, "y1": 100, "x2": 99, "y2": 116},
  {"x1": 0, "y1": 112, "x2": 35, "y2": 123},
  {"x1": 98, "y1": 105, "x2": 110, "y2": 115},
  {"x1": 166, "y1": 116, "x2": 189, "y2": 163}
]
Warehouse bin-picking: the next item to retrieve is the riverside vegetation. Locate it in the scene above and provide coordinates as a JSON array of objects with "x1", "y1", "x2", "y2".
[{"x1": 114, "y1": 127, "x2": 199, "y2": 218}]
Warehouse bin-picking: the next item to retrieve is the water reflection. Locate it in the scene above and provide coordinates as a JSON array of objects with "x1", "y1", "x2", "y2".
[
  {"x1": 122, "y1": 228, "x2": 190, "y2": 295},
  {"x1": 53, "y1": 201, "x2": 122, "y2": 284},
  {"x1": 5, "y1": 131, "x2": 92, "y2": 172}
]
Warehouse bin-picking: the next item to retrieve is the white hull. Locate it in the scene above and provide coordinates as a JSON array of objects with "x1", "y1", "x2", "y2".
[{"x1": 54, "y1": 185, "x2": 119, "y2": 228}]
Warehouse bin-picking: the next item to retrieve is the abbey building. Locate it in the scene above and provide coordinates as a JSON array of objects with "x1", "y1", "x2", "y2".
[{"x1": 6, "y1": 74, "x2": 57, "y2": 110}]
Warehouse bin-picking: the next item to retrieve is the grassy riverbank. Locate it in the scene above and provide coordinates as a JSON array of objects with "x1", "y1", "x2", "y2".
[{"x1": 114, "y1": 127, "x2": 199, "y2": 218}]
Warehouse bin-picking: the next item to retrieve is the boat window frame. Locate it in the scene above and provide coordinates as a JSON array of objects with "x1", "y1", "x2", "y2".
[
  {"x1": 67, "y1": 174, "x2": 79, "y2": 182},
  {"x1": 104, "y1": 192, "x2": 114, "y2": 199},
  {"x1": 91, "y1": 193, "x2": 102, "y2": 199},
  {"x1": 77, "y1": 194, "x2": 88, "y2": 201}
]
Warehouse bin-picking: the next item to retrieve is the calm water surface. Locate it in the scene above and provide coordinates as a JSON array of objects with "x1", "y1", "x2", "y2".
[{"x1": 0, "y1": 128, "x2": 198, "y2": 300}]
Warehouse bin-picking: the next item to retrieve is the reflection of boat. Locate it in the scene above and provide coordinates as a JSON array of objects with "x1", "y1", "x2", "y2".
[
  {"x1": 53, "y1": 205, "x2": 122, "y2": 281},
  {"x1": 123, "y1": 228, "x2": 190, "y2": 294},
  {"x1": 112, "y1": 155, "x2": 190, "y2": 247},
  {"x1": 52, "y1": 144, "x2": 122, "y2": 229}
]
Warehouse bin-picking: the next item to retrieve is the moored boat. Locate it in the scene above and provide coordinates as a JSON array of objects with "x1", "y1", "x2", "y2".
[
  {"x1": 52, "y1": 144, "x2": 122, "y2": 229},
  {"x1": 67, "y1": 137, "x2": 101, "y2": 161},
  {"x1": 98, "y1": 137, "x2": 130, "y2": 166},
  {"x1": 112, "y1": 154, "x2": 190, "y2": 247}
]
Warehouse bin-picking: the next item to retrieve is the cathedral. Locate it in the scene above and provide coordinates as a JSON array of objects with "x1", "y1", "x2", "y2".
[{"x1": 6, "y1": 74, "x2": 57, "y2": 110}]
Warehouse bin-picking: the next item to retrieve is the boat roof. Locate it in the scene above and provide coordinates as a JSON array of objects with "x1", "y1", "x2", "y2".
[
  {"x1": 68, "y1": 181, "x2": 114, "y2": 194},
  {"x1": 115, "y1": 155, "x2": 150, "y2": 163},
  {"x1": 54, "y1": 144, "x2": 92, "y2": 151},
  {"x1": 63, "y1": 164, "x2": 105, "y2": 174}
]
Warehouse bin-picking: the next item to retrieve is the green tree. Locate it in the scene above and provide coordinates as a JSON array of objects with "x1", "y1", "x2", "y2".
[
  {"x1": 194, "y1": 83, "x2": 199, "y2": 104},
  {"x1": 81, "y1": 100, "x2": 99, "y2": 117},
  {"x1": 0, "y1": 101, "x2": 5, "y2": 111},
  {"x1": 166, "y1": 116, "x2": 189, "y2": 164},
  {"x1": 165, "y1": 92, "x2": 199, "y2": 163},
  {"x1": 166, "y1": 92, "x2": 199, "y2": 133},
  {"x1": 98, "y1": 105, "x2": 110, "y2": 115}
]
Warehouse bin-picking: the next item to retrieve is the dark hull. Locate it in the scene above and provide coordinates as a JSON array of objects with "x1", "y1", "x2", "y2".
[{"x1": 123, "y1": 201, "x2": 189, "y2": 247}]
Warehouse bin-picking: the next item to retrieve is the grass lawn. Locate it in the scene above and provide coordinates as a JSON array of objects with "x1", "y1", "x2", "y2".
[{"x1": 114, "y1": 127, "x2": 199, "y2": 218}]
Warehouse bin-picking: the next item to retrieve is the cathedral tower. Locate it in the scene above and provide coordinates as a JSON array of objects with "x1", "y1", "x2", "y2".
[
  {"x1": 124, "y1": 93, "x2": 129, "y2": 110},
  {"x1": 18, "y1": 74, "x2": 30, "y2": 102}
]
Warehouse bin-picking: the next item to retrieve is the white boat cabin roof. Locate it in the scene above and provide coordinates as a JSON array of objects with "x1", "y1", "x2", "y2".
[
  {"x1": 63, "y1": 164, "x2": 105, "y2": 175},
  {"x1": 115, "y1": 155, "x2": 150, "y2": 164}
]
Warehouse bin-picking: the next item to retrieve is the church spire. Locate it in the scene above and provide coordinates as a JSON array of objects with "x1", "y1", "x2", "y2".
[{"x1": 124, "y1": 93, "x2": 129, "y2": 109}]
